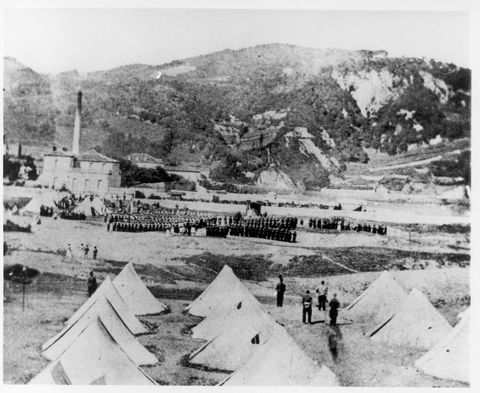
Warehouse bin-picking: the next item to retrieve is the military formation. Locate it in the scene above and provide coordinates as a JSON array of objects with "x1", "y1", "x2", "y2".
[
  {"x1": 106, "y1": 205, "x2": 218, "y2": 233},
  {"x1": 308, "y1": 217, "x2": 387, "y2": 235},
  {"x1": 226, "y1": 218, "x2": 297, "y2": 243},
  {"x1": 60, "y1": 211, "x2": 86, "y2": 220}
]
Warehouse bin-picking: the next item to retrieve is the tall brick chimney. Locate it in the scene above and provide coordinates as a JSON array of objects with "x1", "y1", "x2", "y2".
[{"x1": 72, "y1": 91, "x2": 82, "y2": 155}]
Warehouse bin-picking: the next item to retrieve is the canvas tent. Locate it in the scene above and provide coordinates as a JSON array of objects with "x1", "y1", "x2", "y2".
[
  {"x1": 221, "y1": 325, "x2": 339, "y2": 386},
  {"x1": 60, "y1": 276, "x2": 148, "y2": 335},
  {"x1": 185, "y1": 265, "x2": 253, "y2": 317},
  {"x1": 342, "y1": 271, "x2": 407, "y2": 327},
  {"x1": 457, "y1": 307, "x2": 469, "y2": 320},
  {"x1": 191, "y1": 291, "x2": 271, "y2": 341},
  {"x1": 73, "y1": 196, "x2": 106, "y2": 216},
  {"x1": 367, "y1": 288, "x2": 452, "y2": 349},
  {"x1": 113, "y1": 262, "x2": 168, "y2": 315},
  {"x1": 30, "y1": 317, "x2": 156, "y2": 385},
  {"x1": 42, "y1": 296, "x2": 157, "y2": 366},
  {"x1": 189, "y1": 306, "x2": 277, "y2": 371},
  {"x1": 415, "y1": 309, "x2": 469, "y2": 383},
  {"x1": 20, "y1": 193, "x2": 58, "y2": 215}
]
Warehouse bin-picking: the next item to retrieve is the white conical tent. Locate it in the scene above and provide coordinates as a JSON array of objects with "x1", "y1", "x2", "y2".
[
  {"x1": 367, "y1": 288, "x2": 452, "y2": 349},
  {"x1": 342, "y1": 271, "x2": 408, "y2": 326},
  {"x1": 21, "y1": 193, "x2": 57, "y2": 215},
  {"x1": 42, "y1": 296, "x2": 157, "y2": 366},
  {"x1": 457, "y1": 307, "x2": 470, "y2": 320},
  {"x1": 30, "y1": 317, "x2": 157, "y2": 385},
  {"x1": 191, "y1": 290, "x2": 270, "y2": 341},
  {"x1": 113, "y1": 262, "x2": 168, "y2": 316},
  {"x1": 29, "y1": 361, "x2": 72, "y2": 385},
  {"x1": 60, "y1": 276, "x2": 147, "y2": 335},
  {"x1": 221, "y1": 325, "x2": 339, "y2": 386},
  {"x1": 186, "y1": 265, "x2": 253, "y2": 317},
  {"x1": 415, "y1": 311, "x2": 469, "y2": 383},
  {"x1": 189, "y1": 312, "x2": 277, "y2": 371}
]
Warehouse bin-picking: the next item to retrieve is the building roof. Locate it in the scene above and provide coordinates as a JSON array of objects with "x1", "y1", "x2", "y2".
[
  {"x1": 126, "y1": 153, "x2": 164, "y2": 164},
  {"x1": 44, "y1": 150, "x2": 75, "y2": 158},
  {"x1": 78, "y1": 150, "x2": 119, "y2": 163}
]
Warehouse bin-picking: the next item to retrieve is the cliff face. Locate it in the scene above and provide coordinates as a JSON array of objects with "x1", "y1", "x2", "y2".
[{"x1": 3, "y1": 44, "x2": 470, "y2": 190}]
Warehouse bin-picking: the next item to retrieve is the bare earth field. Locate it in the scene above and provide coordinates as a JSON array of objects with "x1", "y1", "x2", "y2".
[{"x1": 3, "y1": 210, "x2": 470, "y2": 386}]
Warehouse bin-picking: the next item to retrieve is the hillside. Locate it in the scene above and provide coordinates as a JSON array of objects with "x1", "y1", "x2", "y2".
[{"x1": 3, "y1": 44, "x2": 471, "y2": 190}]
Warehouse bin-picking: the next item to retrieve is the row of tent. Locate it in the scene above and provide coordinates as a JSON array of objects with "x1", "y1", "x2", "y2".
[
  {"x1": 20, "y1": 193, "x2": 106, "y2": 217},
  {"x1": 184, "y1": 265, "x2": 339, "y2": 386},
  {"x1": 341, "y1": 271, "x2": 469, "y2": 384},
  {"x1": 29, "y1": 263, "x2": 169, "y2": 385}
]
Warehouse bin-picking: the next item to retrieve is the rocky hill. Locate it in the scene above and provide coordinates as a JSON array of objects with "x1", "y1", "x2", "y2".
[{"x1": 3, "y1": 44, "x2": 471, "y2": 190}]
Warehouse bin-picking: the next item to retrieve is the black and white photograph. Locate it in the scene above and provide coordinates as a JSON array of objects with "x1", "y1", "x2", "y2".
[{"x1": 2, "y1": 0, "x2": 477, "y2": 388}]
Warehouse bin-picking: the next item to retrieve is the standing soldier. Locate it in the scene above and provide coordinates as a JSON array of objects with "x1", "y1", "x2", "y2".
[
  {"x1": 275, "y1": 275, "x2": 286, "y2": 307},
  {"x1": 92, "y1": 246, "x2": 98, "y2": 260},
  {"x1": 66, "y1": 243, "x2": 73, "y2": 260},
  {"x1": 329, "y1": 293, "x2": 340, "y2": 326},
  {"x1": 87, "y1": 271, "x2": 98, "y2": 297},
  {"x1": 316, "y1": 280, "x2": 328, "y2": 320},
  {"x1": 302, "y1": 290, "x2": 313, "y2": 324}
]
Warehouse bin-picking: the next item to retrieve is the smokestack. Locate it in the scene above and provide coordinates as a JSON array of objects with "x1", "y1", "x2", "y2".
[
  {"x1": 18, "y1": 143, "x2": 22, "y2": 158},
  {"x1": 72, "y1": 91, "x2": 82, "y2": 155}
]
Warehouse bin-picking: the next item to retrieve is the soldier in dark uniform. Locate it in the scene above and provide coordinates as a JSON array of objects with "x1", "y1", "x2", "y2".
[
  {"x1": 329, "y1": 293, "x2": 340, "y2": 326},
  {"x1": 275, "y1": 275, "x2": 286, "y2": 307},
  {"x1": 87, "y1": 271, "x2": 98, "y2": 297},
  {"x1": 302, "y1": 290, "x2": 313, "y2": 324}
]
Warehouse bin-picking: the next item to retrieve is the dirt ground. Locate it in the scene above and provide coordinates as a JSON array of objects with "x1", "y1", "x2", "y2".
[{"x1": 3, "y1": 213, "x2": 470, "y2": 386}]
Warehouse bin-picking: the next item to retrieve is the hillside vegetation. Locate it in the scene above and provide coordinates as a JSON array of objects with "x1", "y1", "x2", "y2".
[{"x1": 3, "y1": 44, "x2": 470, "y2": 190}]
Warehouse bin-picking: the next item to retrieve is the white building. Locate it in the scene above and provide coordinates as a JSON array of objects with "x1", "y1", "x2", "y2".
[
  {"x1": 40, "y1": 149, "x2": 121, "y2": 194},
  {"x1": 37, "y1": 91, "x2": 121, "y2": 194}
]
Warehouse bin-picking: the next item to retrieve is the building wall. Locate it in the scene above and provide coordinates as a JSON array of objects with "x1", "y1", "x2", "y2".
[
  {"x1": 43, "y1": 156, "x2": 74, "y2": 171},
  {"x1": 39, "y1": 158, "x2": 121, "y2": 194}
]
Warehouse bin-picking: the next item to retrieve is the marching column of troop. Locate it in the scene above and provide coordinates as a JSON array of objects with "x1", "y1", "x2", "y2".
[
  {"x1": 208, "y1": 216, "x2": 298, "y2": 243},
  {"x1": 308, "y1": 217, "x2": 387, "y2": 236}
]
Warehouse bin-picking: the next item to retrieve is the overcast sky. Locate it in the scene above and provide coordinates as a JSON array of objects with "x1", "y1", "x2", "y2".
[{"x1": 4, "y1": 8, "x2": 470, "y2": 74}]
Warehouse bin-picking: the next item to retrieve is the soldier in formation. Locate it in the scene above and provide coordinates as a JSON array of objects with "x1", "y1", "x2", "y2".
[{"x1": 308, "y1": 217, "x2": 387, "y2": 235}]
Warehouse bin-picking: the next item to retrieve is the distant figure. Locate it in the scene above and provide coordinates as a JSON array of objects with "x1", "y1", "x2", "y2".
[
  {"x1": 275, "y1": 275, "x2": 286, "y2": 307},
  {"x1": 92, "y1": 246, "x2": 98, "y2": 260},
  {"x1": 302, "y1": 290, "x2": 313, "y2": 324},
  {"x1": 66, "y1": 243, "x2": 73, "y2": 260},
  {"x1": 329, "y1": 293, "x2": 340, "y2": 326},
  {"x1": 84, "y1": 244, "x2": 89, "y2": 259},
  {"x1": 87, "y1": 271, "x2": 97, "y2": 297},
  {"x1": 317, "y1": 280, "x2": 328, "y2": 312}
]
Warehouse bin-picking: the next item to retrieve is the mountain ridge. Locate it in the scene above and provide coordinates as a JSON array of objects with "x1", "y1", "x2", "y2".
[{"x1": 3, "y1": 43, "x2": 470, "y2": 190}]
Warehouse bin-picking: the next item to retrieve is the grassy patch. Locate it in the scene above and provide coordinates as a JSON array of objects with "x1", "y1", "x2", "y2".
[
  {"x1": 182, "y1": 252, "x2": 272, "y2": 282},
  {"x1": 281, "y1": 247, "x2": 470, "y2": 277},
  {"x1": 97, "y1": 260, "x2": 179, "y2": 284}
]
